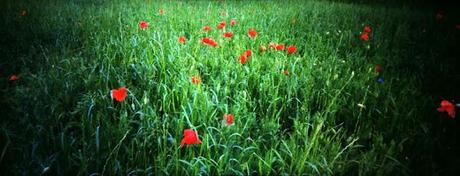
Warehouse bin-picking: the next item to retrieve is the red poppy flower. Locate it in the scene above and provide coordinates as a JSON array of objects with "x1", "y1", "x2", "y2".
[
  {"x1": 230, "y1": 19, "x2": 236, "y2": 26},
  {"x1": 287, "y1": 45, "x2": 297, "y2": 54},
  {"x1": 203, "y1": 25, "x2": 211, "y2": 31},
  {"x1": 248, "y1": 28, "x2": 257, "y2": 38},
  {"x1": 375, "y1": 64, "x2": 382, "y2": 73},
  {"x1": 139, "y1": 21, "x2": 148, "y2": 30},
  {"x1": 201, "y1": 37, "x2": 218, "y2": 47},
  {"x1": 223, "y1": 114, "x2": 234, "y2": 126},
  {"x1": 245, "y1": 49, "x2": 252, "y2": 57},
  {"x1": 191, "y1": 76, "x2": 201, "y2": 85},
  {"x1": 360, "y1": 33, "x2": 369, "y2": 41},
  {"x1": 111, "y1": 86, "x2": 128, "y2": 102},
  {"x1": 239, "y1": 54, "x2": 247, "y2": 64},
  {"x1": 159, "y1": 9, "x2": 165, "y2": 15},
  {"x1": 363, "y1": 26, "x2": 372, "y2": 33},
  {"x1": 217, "y1": 24, "x2": 225, "y2": 29},
  {"x1": 276, "y1": 44, "x2": 285, "y2": 50},
  {"x1": 178, "y1": 36, "x2": 186, "y2": 44},
  {"x1": 223, "y1": 31, "x2": 233, "y2": 38},
  {"x1": 180, "y1": 129, "x2": 202, "y2": 147},
  {"x1": 9, "y1": 74, "x2": 18, "y2": 81},
  {"x1": 283, "y1": 69, "x2": 289, "y2": 75},
  {"x1": 437, "y1": 100, "x2": 456, "y2": 118},
  {"x1": 259, "y1": 45, "x2": 267, "y2": 52},
  {"x1": 217, "y1": 21, "x2": 226, "y2": 29}
]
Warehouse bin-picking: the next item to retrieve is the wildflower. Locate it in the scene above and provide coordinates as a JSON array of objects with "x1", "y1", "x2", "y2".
[
  {"x1": 201, "y1": 37, "x2": 218, "y2": 47},
  {"x1": 180, "y1": 129, "x2": 202, "y2": 147},
  {"x1": 9, "y1": 74, "x2": 18, "y2": 81},
  {"x1": 223, "y1": 114, "x2": 234, "y2": 126},
  {"x1": 245, "y1": 49, "x2": 252, "y2": 57},
  {"x1": 178, "y1": 36, "x2": 186, "y2": 44},
  {"x1": 191, "y1": 76, "x2": 201, "y2": 85},
  {"x1": 360, "y1": 33, "x2": 369, "y2": 41},
  {"x1": 363, "y1": 26, "x2": 372, "y2": 33},
  {"x1": 248, "y1": 28, "x2": 257, "y2": 38},
  {"x1": 111, "y1": 86, "x2": 128, "y2": 102},
  {"x1": 203, "y1": 25, "x2": 211, "y2": 31},
  {"x1": 223, "y1": 31, "x2": 233, "y2": 38},
  {"x1": 230, "y1": 19, "x2": 236, "y2": 26},
  {"x1": 276, "y1": 44, "x2": 285, "y2": 51},
  {"x1": 239, "y1": 54, "x2": 247, "y2": 64},
  {"x1": 239, "y1": 49, "x2": 252, "y2": 64},
  {"x1": 437, "y1": 100, "x2": 456, "y2": 118},
  {"x1": 217, "y1": 21, "x2": 226, "y2": 29},
  {"x1": 159, "y1": 9, "x2": 165, "y2": 15},
  {"x1": 139, "y1": 21, "x2": 148, "y2": 30},
  {"x1": 287, "y1": 45, "x2": 297, "y2": 54}
]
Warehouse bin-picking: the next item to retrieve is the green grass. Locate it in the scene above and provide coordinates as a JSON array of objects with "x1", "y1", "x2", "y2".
[{"x1": 1, "y1": 0, "x2": 459, "y2": 175}]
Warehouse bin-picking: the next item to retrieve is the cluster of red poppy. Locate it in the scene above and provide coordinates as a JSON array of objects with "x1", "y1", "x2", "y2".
[
  {"x1": 201, "y1": 37, "x2": 218, "y2": 47},
  {"x1": 360, "y1": 25, "x2": 372, "y2": 41},
  {"x1": 128, "y1": 18, "x2": 299, "y2": 147},
  {"x1": 199, "y1": 20, "x2": 258, "y2": 48},
  {"x1": 264, "y1": 42, "x2": 296, "y2": 55},
  {"x1": 11, "y1": 7, "x2": 459, "y2": 152},
  {"x1": 239, "y1": 49, "x2": 252, "y2": 64}
]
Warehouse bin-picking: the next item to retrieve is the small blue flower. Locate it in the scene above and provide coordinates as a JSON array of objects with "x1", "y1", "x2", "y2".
[{"x1": 376, "y1": 77, "x2": 384, "y2": 84}]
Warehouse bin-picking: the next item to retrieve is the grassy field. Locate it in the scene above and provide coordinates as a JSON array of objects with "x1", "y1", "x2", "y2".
[{"x1": 1, "y1": 0, "x2": 460, "y2": 175}]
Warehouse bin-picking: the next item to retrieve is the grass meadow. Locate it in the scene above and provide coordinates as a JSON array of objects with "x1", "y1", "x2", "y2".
[{"x1": 1, "y1": 0, "x2": 460, "y2": 175}]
